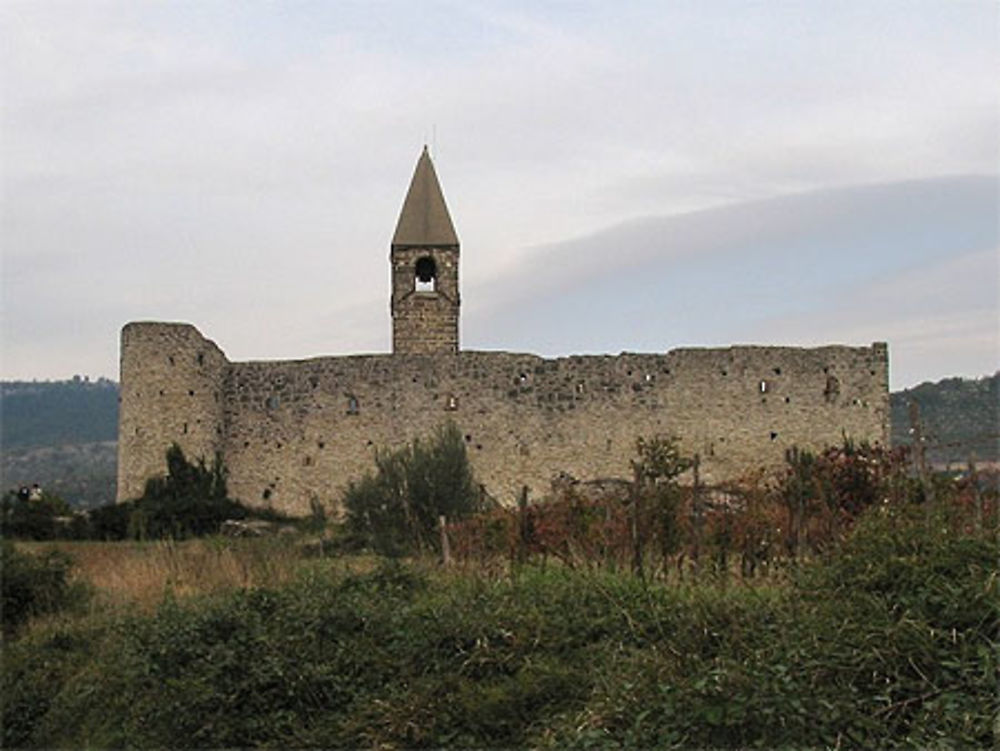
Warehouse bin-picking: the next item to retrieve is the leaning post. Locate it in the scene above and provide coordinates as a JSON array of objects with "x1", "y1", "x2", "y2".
[{"x1": 439, "y1": 515, "x2": 451, "y2": 567}]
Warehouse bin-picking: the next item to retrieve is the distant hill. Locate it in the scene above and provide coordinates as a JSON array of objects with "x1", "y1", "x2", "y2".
[
  {"x1": 890, "y1": 372, "x2": 999, "y2": 467},
  {"x1": 2, "y1": 377, "x2": 118, "y2": 448},
  {"x1": 1, "y1": 373, "x2": 996, "y2": 507},
  {"x1": 1, "y1": 378, "x2": 119, "y2": 507}
]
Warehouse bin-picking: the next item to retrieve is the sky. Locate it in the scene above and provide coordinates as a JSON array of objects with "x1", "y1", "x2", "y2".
[{"x1": 1, "y1": 0, "x2": 997, "y2": 390}]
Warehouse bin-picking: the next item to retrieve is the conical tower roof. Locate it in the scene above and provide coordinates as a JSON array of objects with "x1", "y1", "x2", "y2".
[{"x1": 392, "y1": 146, "x2": 459, "y2": 248}]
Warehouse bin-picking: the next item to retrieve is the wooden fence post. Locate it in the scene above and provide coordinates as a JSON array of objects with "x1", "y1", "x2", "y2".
[
  {"x1": 692, "y1": 453, "x2": 702, "y2": 576},
  {"x1": 439, "y1": 515, "x2": 451, "y2": 567},
  {"x1": 631, "y1": 463, "x2": 644, "y2": 579},
  {"x1": 517, "y1": 486, "x2": 529, "y2": 565},
  {"x1": 968, "y1": 454, "x2": 981, "y2": 533},
  {"x1": 908, "y1": 400, "x2": 933, "y2": 512}
]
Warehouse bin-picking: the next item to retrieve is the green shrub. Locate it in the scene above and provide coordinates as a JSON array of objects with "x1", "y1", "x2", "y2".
[
  {"x1": 127, "y1": 443, "x2": 244, "y2": 538},
  {"x1": 1, "y1": 541, "x2": 88, "y2": 635},
  {"x1": 798, "y1": 501, "x2": 998, "y2": 632},
  {"x1": 344, "y1": 423, "x2": 480, "y2": 555},
  {"x1": 1, "y1": 491, "x2": 74, "y2": 541},
  {"x1": 85, "y1": 501, "x2": 131, "y2": 540},
  {"x1": 1, "y1": 625, "x2": 102, "y2": 748},
  {"x1": 82, "y1": 444, "x2": 291, "y2": 541}
]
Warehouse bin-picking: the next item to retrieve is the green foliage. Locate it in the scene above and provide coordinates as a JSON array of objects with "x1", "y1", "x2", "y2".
[
  {"x1": 1, "y1": 491, "x2": 75, "y2": 540},
  {"x1": 635, "y1": 436, "x2": 692, "y2": 563},
  {"x1": 80, "y1": 444, "x2": 285, "y2": 541},
  {"x1": 632, "y1": 434, "x2": 692, "y2": 482},
  {"x1": 797, "y1": 501, "x2": 999, "y2": 633},
  {"x1": 1, "y1": 541, "x2": 88, "y2": 636},
  {"x1": 2, "y1": 506, "x2": 995, "y2": 748},
  {"x1": 142, "y1": 442, "x2": 228, "y2": 504},
  {"x1": 124, "y1": 443, "x2": 242, "y2": 539},
  {"x1": 344, "y1": 423, "x2": 479, "y2": 556},
  {"x1": 85, "y1": 502, "x2": 132, "y2": 541}
]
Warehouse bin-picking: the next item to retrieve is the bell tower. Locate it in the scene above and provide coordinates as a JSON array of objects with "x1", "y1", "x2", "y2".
[{"x1": 390, "y1": 146, "x2": 460, "y2": 354}]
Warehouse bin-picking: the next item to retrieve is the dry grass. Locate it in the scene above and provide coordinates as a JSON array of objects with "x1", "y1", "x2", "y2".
[{"x1": 19, "y1": 538, "x2": 330, "y2": 611}]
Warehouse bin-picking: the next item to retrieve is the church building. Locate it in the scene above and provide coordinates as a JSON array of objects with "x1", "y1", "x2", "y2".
[{"x1": 117, "y1": 148, "x2": 889, "y2": 515}]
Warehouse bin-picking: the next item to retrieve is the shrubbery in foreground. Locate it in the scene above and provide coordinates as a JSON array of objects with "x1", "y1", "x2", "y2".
[
  {"x1": 2, "y1": 500, "x2": 995, "y2": 749},
  {"x1": 1, "y1": 541, "x2": 88, "y2": 636}
]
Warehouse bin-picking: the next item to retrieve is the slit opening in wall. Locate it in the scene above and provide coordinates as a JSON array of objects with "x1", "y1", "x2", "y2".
[{"x1": 346, "y1": 395, "x2": 359, "y2": 415}]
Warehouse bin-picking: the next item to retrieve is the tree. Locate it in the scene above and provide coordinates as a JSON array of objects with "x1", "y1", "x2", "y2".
[
  {"x1": 630, "y1": 436, "x2": 692, "y2": 576},
  {"x1": 127, "y1": 444, "x2": 240, "y2": 539},
  {"x1": 344, "y1": 423, "x2": 479, "y2": 556}
]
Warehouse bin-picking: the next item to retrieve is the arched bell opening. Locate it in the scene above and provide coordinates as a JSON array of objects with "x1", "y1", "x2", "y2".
[{"x1": 415, "y1": 255, "x2": 437, "y2": 292}]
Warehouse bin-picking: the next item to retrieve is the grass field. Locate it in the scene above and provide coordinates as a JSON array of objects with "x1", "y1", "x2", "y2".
[{"x1": 3, "y1": 500, "x2": 996, "y2": 749}]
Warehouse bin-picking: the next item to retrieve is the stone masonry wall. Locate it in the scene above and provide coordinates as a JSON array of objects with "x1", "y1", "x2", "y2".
[
  {"x1": 118, "y1": 323, "x2": 889, "y2": 515},
  {"x1": 117, "y1": 322, "x2": 228, "y2": 501}
]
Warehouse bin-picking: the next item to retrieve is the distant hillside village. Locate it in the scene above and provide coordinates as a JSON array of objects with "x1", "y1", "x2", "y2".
[{"x1": 1, "y1": 372, "x2": 996, "y2": 509}]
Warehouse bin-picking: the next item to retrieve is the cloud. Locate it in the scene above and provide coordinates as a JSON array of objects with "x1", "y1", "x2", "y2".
[
  {"x1": 1, "y1": 2, "x2": 996, "y2": 382},
  {"x1": 463, "y1": 175, "x2": 999, "y2": 389}
]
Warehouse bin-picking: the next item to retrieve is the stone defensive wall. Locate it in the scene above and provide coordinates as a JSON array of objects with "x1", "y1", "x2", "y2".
[{"x1": 118, "y1": 322, "x2": 889, "y2": 516}]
